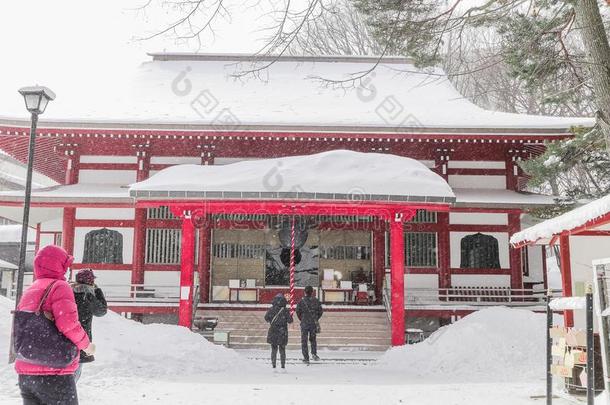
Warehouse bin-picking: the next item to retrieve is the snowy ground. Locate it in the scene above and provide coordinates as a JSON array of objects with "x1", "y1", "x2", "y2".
[{"x1": 0, "y1": 296, "x2": 590, "y2": 405}]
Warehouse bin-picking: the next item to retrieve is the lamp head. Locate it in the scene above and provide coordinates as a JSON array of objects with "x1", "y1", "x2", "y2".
[{"x1": 18, "y1": 86, "x2": 55, "y2": 115}]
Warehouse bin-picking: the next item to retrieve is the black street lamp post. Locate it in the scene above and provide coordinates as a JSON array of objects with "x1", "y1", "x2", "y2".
[{"x1": 8, "y1": 86, "x2": 55, "y2": 363}]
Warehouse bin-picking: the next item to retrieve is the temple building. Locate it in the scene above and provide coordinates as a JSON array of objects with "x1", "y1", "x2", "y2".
[{"x1": 0, "y1": 54, "x2": 594, "y2": 348}]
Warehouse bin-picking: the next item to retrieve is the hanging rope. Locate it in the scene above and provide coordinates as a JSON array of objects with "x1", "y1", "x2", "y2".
[{"x1": 289, "y1": 215, "x2": 296, "y2": 315}]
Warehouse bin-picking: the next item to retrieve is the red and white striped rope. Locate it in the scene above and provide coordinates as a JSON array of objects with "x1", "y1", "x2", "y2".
[{"x1": 289, "y1": 216, "x2": 296, "y2": 315}]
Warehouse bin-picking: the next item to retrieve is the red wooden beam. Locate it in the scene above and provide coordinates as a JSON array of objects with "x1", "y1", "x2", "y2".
[
  {"x1": 138, "y1": 199, "x2": 450, "y2": 221},
  {"x1": 390, "y1": 219, "x2": 406, "y2": 346},
  {"x1": 559, "y1": 233, "x2": 574, "y2": 327},
  {"x1": 178, "y1": 213, "x2": 195, "y2": 328}
]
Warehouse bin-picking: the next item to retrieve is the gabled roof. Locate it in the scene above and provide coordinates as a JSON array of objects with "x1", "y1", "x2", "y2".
[{"x1": 0, "y1": 54, "x2": 594, "y2": 134}]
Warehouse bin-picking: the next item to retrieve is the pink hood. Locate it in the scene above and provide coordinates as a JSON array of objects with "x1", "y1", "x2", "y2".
[{"x1": 33, "y1": 245, "x2": 74, "y2": 280}]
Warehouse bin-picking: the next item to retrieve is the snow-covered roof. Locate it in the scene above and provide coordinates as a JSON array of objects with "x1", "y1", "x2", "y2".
[
  {"x1": 130, "y1": 150, "x2": 456, "y2": 204},
  {"x1": 0, "y1": 258, "x2": 17, "y2": 270},
  {"x1": 511, "y1": 194, "x2": 610, "y2": 246},
  {"x1": 0, "y1": 54, "x2": 594, "y2": 133},
  {"x1": 454, "y1": 189, "x2": 556, "y2": 208},
  {"x1": 0, "y1": 184, "x2": 131, "y2": 203},
  {"x1": 0, "y1": 224, "x2": 35, "y2": 243}
]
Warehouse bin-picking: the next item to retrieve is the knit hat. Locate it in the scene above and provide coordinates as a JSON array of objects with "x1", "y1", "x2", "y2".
[{"x1": 76, "y1": 268, "x2": 96, "y2": 285}]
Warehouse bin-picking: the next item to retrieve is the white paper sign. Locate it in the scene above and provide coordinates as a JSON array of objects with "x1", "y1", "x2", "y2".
[{"x1": 180, "y1": 286, "x2": 191, "y2": 300}]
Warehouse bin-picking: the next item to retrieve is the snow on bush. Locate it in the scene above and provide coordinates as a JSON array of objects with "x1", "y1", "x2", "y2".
[
  {"x1": 379, "y1": 307, "x2": 545, "y2": 382},
  {"x1": 0, "y1": 294, "x2": 256, "y2": 385}
]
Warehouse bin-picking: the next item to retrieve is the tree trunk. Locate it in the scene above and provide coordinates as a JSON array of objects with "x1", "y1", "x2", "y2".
[{"x1": 573, "y1": 0, "x2": 610, "y2": 153}]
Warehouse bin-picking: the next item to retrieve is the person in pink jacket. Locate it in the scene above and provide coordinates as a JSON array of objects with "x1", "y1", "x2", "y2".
[{"x1": 15, "y1": 245, "x2": 95, "y2": 405}]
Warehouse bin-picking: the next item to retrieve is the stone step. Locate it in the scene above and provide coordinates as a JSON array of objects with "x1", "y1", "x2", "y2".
[
  {"x1": 196, "y1": 308, "x2": 391, "y2": 351},
  {"x1": 228, "y1": 342, "x2": 390, "y2": 351},
  {"x1": 221, "y1": 327, "x2": 387, "y2": 337},
  {"x1": 229, "y1": 336, "x2": 391, "y2": 346}
]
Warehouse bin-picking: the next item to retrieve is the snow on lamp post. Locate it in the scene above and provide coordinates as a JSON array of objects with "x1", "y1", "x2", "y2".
[{"x1": 8, "y1": 86, "x2": 55, "y2": 363}]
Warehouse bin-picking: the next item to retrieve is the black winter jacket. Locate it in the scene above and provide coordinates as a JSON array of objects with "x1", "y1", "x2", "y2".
[
  {"x1": 72, "y1": 283, "x2": 107, "y2": 360},
  {"x1": 264, "y1": 295, "x2": 293, "y2": 346},
  {"x1": 296, "y1": 296, "x2": 323, "y2": 330}
]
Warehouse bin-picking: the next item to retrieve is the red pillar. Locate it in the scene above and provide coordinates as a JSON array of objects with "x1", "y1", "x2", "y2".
[
  {"x1": 508, "y1": 212, "x2": 523, "y2": 290},
  {"x1": 131, "y1": 208, "x2": 147, "y2": 285},
  {"x1": 559, "y1": 234, "x2": 574, "y2": 327},
  {"x1": 178, "y1": 213, "x2": 195, "y2": 328},
  {"x1": 390, "y1": 218, "x2": 405, "y2": 346},
  {"x1": 372, "y1": 222, "x2": 386, "y2": 304},
  {"x1": 62, "y1": 207, "x2": 75, "y2": 256},
  {"x1": 197, "y1": 225, "x2": 211, "y2": 303},
  {"x1": 438, "y1": 212, "x2": 451, "y2": 290}
]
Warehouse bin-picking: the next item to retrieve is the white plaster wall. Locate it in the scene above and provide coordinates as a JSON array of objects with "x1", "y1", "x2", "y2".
[
  {"x1": 73, "y1": 227, "x2": 134, "y2": 264},
  {"x1": 524, "y1": 245, "x2": 544, "y2": 283},
  {"x1": 451, "y1": 274, "x2": 511, "y2": 287},
  {"x1": 450, "y1": 232, "x2": 510, "y2": 269},
  {"x1": 78, "y1": 170, "x2": 136, "y2": 185},
  {"x1": 405, "y1": 274, "x2": 439, "y2": 289},
  {"x1": 80, "y1": 155, "x2": 137, "y2": 164},
  {"x1": 448, "y1": 175, "x2": 506, "y2": 189},
  {"x1": 40, "y1": 217, "x2": 63, "y2": 232},
  {"x1": 449, "y1": 212, "x2": 508, "y2": 225},
  {"x1": 76, "y1": 208, "x2": 135, "y2": 220},
  {"x1": 448, "y1": 161, "x2": 506, "y2": 169},
  {"x1": 144, "y1": 271, "x2": 180, "y2": 297},
  {"x1": 150, "y1": 156, "x2": 201, "y2": 165},
  {"x1": 568, "y1": 236, "x2": 610, "y2": 328},
  {"x1": 39, "y1": 234, "x2": 55, "y2": 249},
  {"x1": 93, "y1": 270, "x2": 132, "y2": 297}
]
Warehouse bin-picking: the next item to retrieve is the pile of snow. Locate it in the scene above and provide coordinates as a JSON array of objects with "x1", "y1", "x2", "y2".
[
  {"x1": 379, "y1": 307, "x2": 545, "y2": 381},
  {"x1": 0, "y1": 295, "x2": 256, "y2": 393},
  {"x1": 131, "y1": 150, "x2": 455, "y2": 202},
  {"x1": 550, "y1": 297, "x2": 586, "y2": 311}
]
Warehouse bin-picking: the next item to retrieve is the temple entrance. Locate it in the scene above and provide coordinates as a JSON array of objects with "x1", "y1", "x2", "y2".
[{"x1": 208, "y1": 215, "x2": 376, "y2": 306}]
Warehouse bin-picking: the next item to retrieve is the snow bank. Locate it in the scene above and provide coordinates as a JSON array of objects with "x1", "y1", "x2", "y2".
[
  {"x1": 379, "y1": 307, "x2": 545, "y2": 381},
  {"x1": 0, "y1": 295, "x2": 256, "y2": 389}
]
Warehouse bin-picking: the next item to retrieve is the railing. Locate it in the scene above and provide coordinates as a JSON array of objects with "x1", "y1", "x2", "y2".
[
  {"x1": 103, "y1": 284, "x2": 180, "y2": 303},
  {"x1": 97, "y1": 284, "x2": 547, "y2": 309},
  {"x1": 382, "y1": 284, "x2": 392, "y2": 322},
  {"x1": 405, "y1": 287, "x2": 546, "y2": 307}
]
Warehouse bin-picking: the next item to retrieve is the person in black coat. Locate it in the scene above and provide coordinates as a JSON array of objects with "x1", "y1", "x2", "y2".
[
  {"x1": 296, "y1": 286, "x2": 323, "y2": 364},
  {"x1": 71, "y1": 269, "x2": 107, "y2": 381},
  {"x1": 264, "y1": 294, "x2": 293, "y2": 369}
]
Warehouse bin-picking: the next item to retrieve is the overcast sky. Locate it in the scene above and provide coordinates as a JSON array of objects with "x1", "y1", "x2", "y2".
[{"x1": 0, "y1": 0, "x2": 280, "y2": 116}]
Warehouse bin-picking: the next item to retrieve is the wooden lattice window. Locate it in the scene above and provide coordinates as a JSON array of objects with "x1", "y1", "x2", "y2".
[
  {"x1": 145, "y1": 228, "x2": 181, "y2": 264},
  {"x1": 460, "y1": 233, "x2": 500, "y2": 269},
  {"x1": 147, "y1": 206, "x2": 177, "y2": 220},
  {"x1": 83, "y1": 228, "x2": 123, "y2": 264},
  {"x1": 405, "y1": 232, "x2": 437, "y2": 267},
  {"x1": 407, "y1": 210, "x2": 437, "y2": 223}
]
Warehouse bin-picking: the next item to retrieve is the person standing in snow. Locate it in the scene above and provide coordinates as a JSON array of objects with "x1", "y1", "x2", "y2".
[
  {"x1": 71, "y1": 268, "x2": 107, "y2": 382},
  {"x1": 264, "y1": 294, "x2": 293, "y2": 369},
  {"x1": 14, "y1": 245, "x2": 96, "y2": 405},
  {"x1": 296, "y1": 286, "x2": 323, "y2": 364}
]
